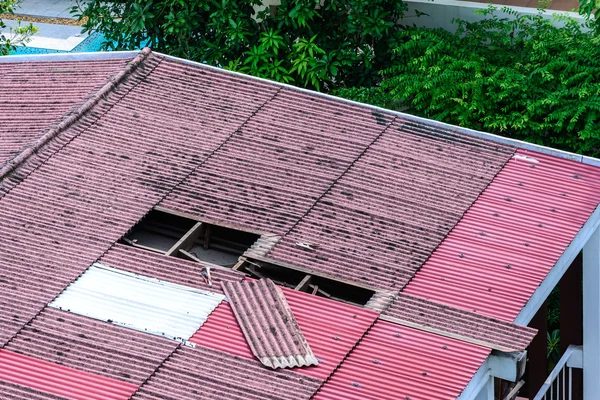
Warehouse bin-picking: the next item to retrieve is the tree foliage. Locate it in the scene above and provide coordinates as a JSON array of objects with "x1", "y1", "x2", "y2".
[
  {"x1": 337, "y1": 6, "x2": 600, "y2": 156},
  {"x1": 73, "y1": 0, "x2": 408, "y2": 90},
  {"x1": 0, "y1": 0, "x2": 37, "y2": 55}
]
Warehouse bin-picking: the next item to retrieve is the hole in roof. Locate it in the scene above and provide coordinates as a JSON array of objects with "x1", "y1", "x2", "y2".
[
  {"x1": 124, "y1": 210, "x2": 196, "y2": 253},
  {"x1": 239, "y1": 259, "x2": 376, "y2": 306},
  {"x1": 122, "y1": 210, "x2": 260, "y2": 268}
]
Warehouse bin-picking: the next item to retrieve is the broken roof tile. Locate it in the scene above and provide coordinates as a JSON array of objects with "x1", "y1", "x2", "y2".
[
  {"x1": 383, "y1": 293, "x2": 537, "y2": 352},
  {"x1": 222, "y1": 279, "x2": 319, "y2": 369}
]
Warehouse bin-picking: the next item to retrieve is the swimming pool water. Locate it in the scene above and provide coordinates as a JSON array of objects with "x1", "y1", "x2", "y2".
[{"x1": 11, "y1": 32, "x2": 116, "y2": 55}]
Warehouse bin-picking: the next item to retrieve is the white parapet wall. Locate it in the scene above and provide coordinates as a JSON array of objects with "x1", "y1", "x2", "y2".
[{"x1": 402, "y1": 0, "x2": 587, "y2": 31}]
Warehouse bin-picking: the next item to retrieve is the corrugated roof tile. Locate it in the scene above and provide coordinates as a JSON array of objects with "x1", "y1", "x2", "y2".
[
  {"x1": 5, "y1": 307, "x2": 177, "y2": 384},
  {"x1": 0, "y1": 58, "x2": 132, "y2": 167},
  {"x1": 222, "y1": 278, "x2": 318, "y2": 369},
  {"x1": 313, "y1": 320, "x2": 490, "y2": 400},
  {"x1": 404, "y1": 149, "x2": 600, "y2": 320},
  {"x1": 0, "y1": 349, "x2": 138, "y2": 400},
  {"x1": 48, "y1": 263, "x2": 225, "y2": 342},
  {"x1": 99, "y1": 243, "x2": 245, "y2": 294},
  {"x1": 383, "y1": 293, "x2": 537, "y2": 352},
  {"x1": 190, "y1": 284, "x2": 378, "y2": 380},
  {"x1": 267, "y1": 120, "x2": 515, "y2": 290},
  {"x1": 131, "y1": 346, "x2": 323, "y2": 400}
]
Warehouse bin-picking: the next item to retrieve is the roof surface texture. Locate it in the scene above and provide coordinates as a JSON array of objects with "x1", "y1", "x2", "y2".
[{"x1": 0, "y1": 49, "x2": 599, "y2": 400}]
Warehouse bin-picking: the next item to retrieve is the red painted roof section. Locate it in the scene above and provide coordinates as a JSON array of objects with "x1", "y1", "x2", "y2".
[
  {"x1": 0, "y1": 350, "x2": 138, "y2": 400},
  {"x1": 267, "y1": 120, "x2": 515, "y2": 290},
  {"x1": 222, "y1": 279, "x2": 319, "y2": 368},
  {"x1": 384, "y1": 293, "x2": 537, "y2": 351},
  {"x1": 5, "y1": 307, "x2": 178, "y2": 384},
  {"x1": 131, "y1": 346, "x2": 323, "y2": 400},
  {"x1": 0, "y1": 58, "x2": 132, "y2": 167},
  {"x1": 191, "y1": 283, "x2": 378, "y2": 380},
  {"x1": 405, "y1": 149, "x2": 600, "y2": 320},
  {"x1": 100, "y1": 243, "x2": 245, "y2": 294},
  {"x1": 313, "y1": 320, "x2": 491, "y2": 400}
]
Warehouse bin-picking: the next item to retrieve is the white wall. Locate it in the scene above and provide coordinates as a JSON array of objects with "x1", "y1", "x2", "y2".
[{"x1": 402, "y1": 0, "x2": 586, "y2": 31}]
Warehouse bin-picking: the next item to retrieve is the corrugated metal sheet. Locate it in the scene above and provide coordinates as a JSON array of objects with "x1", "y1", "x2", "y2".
[
  {"x1": 159, "y1": 89, "x2": 396, "y2": 234},
  {"x1": 0, "y1": 350, "x2": 138, "y2": 400},
  {"x1": 5, "y1": 307, "x2": 178, "y2": 385},
  {"x1": 99, "y1": 243, "x2": 245, "y2": 294},
  {"x1": 0, "y1": 58, "x2": 132, "y2": 167},
  {"x1": 131, "y1": 346, "x2": 323, "y2": 400},
  {"x1": 0, "y1": 380, "x2": 70, "y2": 400},
  {"x1": 404, "y1": 149, "x2": 600, "y2": 321},
  {"x1": 384, "y1": 293, "x2": 537, "y2": 351},
  {"x1": 222, "y1": 278, "x2": 318, "y2": 369},
  {"x1": 267, "y1": 120, "x2": 515, "y2": 291},
  {"x1": 312, "y1": 320, "x2": 491, "y2": 400},
  {"x1": 0, "y1": 54, "x2": 277, "y2": 346},
  {"x1": 49, "y1": 263, "x2": 224, "y2": 342},
  {"x1": 191, "y1": 284, "x2": 378, "y2": 380}
]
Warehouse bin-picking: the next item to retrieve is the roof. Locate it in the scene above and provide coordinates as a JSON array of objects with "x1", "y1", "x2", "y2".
[
  {"x1": 0, "y1": 57, "x2": 133, "y2": 167},
  {"x1": 222, "y1": 279, "x2": 319, "y2": 369},
  {"x1": 0, "y1": 48, "x2": 598, "y2": 399},
  {"x1": 383, "y1": 293, "x2": 537, "y2": 352},
  {"x1": 312, "y1": 320, "x2": 491, "y2": 400},
  {"x1": 404, "y1": 149, "x2": 600, "y2": 321}
]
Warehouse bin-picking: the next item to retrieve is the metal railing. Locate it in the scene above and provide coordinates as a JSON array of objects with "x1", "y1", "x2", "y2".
[{"x1": 533, "y1": 345, "x2": 583, "y2": 400}]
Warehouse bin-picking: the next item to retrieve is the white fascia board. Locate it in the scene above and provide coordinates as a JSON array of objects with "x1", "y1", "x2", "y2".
[
  {"x1": 457, "y1": 360, "x2": 492, "y2": 400},
  {"x1": 515, "y1": 204, "x2": 600, "y2": 326},
  {"x1": 0, "y1": 50, "x2": 141, "y2": 63}
]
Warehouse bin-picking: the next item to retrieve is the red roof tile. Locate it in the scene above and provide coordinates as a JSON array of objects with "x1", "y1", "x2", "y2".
[
  {"x1": 313, "y1": 320, "x2": 491, "y2": 400},
  {"x1": 5, "y1": 307, "x2": 178, "y2": 384},
  {"x1": 1, "y1": 50, "x2": 600, "y2": 400},
  {"x1": 267, "y1": 120, "x2": 515, "y2": 290},
  {"x1": 0, "y1": 380, "x2": 69, "y2": 400},
  {"x1": 131, "y1": 346, "x2": 323, "y2": 400},
  {"x1": 222, "y1": 279, "x2": 319, "y2": 369},
  {"x1": 99, "y1": 243, "x2": 245, "y2": 294},
  {"x1": 0, "y1": 58, "x2": 132, "y2": 167},
  {"x1": 191, "y1": 284, "x2": 378, "y2": 380},
  {"x1": 404, "y1": 149, "x2": 600, "y2": 320},
  {"x1": 159, "y1": 89, "x2": 396, "y2": 234},
  {"x1": 384, "y1": 293, "x2": 537, "y2": 352},
  {"x1": 0, "y1": 54, "x2": 276, "y2": 346},
  {"x1": 0, "y1": 350, "x2": 138, "y2": 400}
]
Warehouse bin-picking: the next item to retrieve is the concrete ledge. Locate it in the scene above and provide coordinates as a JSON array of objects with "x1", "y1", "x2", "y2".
[{"x1": 403, "y1": 0, "x2": 586, "y2": 31}]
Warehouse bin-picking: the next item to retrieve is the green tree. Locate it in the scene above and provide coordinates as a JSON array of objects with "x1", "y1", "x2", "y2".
[
  {"x1": 72, "y1": 0, "x2": 408, "y2": 90},
  {"x1": 0, "y1": 0, "x2": 37, "y2": 55},
  {"x1": 337, "y1": 6, "x2": 600, "y2": 156}
]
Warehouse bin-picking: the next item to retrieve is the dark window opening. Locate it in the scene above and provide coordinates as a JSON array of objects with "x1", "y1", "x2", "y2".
[{"x1": 122, "y1": 210, "x2": 260, "y2": 268}]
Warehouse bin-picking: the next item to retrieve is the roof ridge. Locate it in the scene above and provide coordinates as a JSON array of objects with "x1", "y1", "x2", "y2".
[{"x1": 0, "y1": 47, "x2": 153, "y2": 193}]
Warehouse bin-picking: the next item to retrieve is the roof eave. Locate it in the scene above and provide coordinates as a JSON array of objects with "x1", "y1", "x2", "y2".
[{"x1": 0, "y1": 50, "x2": 141, "y2": 63}]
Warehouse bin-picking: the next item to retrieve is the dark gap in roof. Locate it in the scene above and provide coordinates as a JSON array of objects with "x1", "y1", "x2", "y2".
[
  {"x1": 178, "y1": 224, "x2": 260, "y2": 268},
  {"x1": 240, "y1": 259, "x2": 376, "y2": 306},
  {"x1": 308, "y1": 276, "x2": 374, "y2": 305},
  {"x1": 122, "y1": 210, "x2": 195, "y2": 252},
  {"x1": 243, "y1": 262, "x2": 307, "y2": 289},
  {"x1": 120, "y1": 210, "x2": 260, "y2": 268}
]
